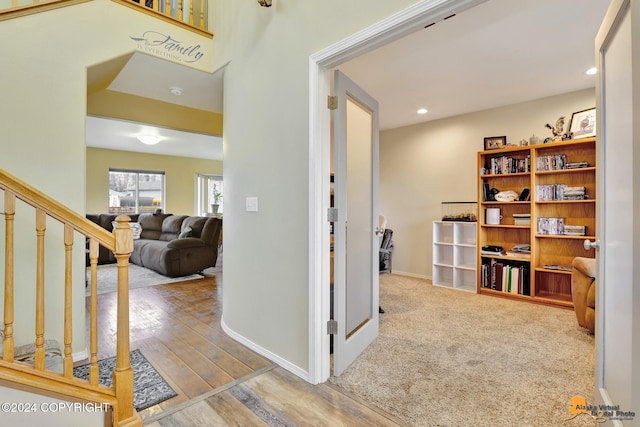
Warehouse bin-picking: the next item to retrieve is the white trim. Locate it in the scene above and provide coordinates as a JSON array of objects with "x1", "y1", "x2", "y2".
[
  {"x1": 221, "y1": 316, "x2": 309, "y2": 382},
  {"x1": 72, "y1": 348, "x2": 89, "y2": 363},
  {"x1": 307, "y1": 0, "x2": 488, "y2": 384}
]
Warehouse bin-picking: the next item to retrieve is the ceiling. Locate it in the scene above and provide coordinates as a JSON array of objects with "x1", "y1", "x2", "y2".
[{"x1": 88, "y1": 0, "x2": 610, "y2": 157}]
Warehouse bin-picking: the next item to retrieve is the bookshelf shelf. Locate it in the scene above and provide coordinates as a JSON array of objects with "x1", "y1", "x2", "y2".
[
  {"x1": 477, "y1": 137, "x2": 597, "y2": 308},
  {"x1": 433, "y1": 221, "x2": 476, "y2": 292}
]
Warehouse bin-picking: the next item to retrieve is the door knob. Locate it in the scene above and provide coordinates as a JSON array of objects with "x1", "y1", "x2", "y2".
[
  {"x1": 375, "y1": 227, "x2": 384, "y2": 236},
  {"x1": 584, "y1": 239, "x2": 600, "y2": 250}
]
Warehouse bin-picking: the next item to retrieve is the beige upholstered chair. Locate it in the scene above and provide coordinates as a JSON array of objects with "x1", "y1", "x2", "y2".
[{"x1": 571, "y1": 257, "x2": 596, "y2": 334}]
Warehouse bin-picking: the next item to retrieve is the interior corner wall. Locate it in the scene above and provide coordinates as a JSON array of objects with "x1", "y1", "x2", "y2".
[
  {"x1": 379, "y1": 88, "x2": 595, "y2": 279},
  {"x1": 210, "y1": 0, "x2": 420, "y2": 375},
  {"x1": 86, "y1": 148, "x2": 222, "y2": 214}
]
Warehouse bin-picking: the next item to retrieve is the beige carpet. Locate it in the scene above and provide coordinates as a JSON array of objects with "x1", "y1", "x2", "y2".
[{"x1": 330, "y1": 274, "x2": 596, "y2": 427}]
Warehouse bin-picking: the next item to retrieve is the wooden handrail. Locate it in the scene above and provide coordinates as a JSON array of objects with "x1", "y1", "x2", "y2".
[{"x1": 0, "y1": 169, "x2": 140, "y2": 427}]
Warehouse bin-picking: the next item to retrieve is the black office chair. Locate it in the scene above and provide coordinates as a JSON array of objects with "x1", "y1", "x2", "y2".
[{"x1": 379, "y1": 228, "x2": 393, "y2": 313}]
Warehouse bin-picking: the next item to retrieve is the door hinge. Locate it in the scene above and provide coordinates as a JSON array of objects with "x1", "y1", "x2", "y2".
[
  {"x1": 327, "y1": 319, "x2": 338, "y2": 335},
  {"x1": 328, "y1": 95, "x2": 338, "y2": 110},
  {"x1": 327, "y1": 207, "x2": 338, "y2": 222}
]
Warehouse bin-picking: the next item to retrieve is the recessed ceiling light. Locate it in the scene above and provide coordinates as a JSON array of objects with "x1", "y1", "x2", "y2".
[
  {"x1": 585, "y1": 67, "x2": 597, "y2": 76},
  {"x1": 417, "y1": 108, "x2": 428, "y2": 114},
  {"x1": 137, "y1": 135, "x2": 162, "y2": 145},
  {"x1": 169, "y1": 86, "x2": 183, "y2": 96}
]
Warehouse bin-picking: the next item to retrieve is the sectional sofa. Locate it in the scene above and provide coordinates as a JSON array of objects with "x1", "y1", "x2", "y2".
[{"x1": 86, "y1": 213, "x2": 222, "y2": 277}]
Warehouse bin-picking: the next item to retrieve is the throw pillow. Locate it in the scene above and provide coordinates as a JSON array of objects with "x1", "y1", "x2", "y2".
[{"x1": 179, "y1": 226, "x2": 193, "y2": 238}]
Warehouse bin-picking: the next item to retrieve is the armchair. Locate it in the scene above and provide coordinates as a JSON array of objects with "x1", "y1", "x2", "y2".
[{"x1": 571, "y1": 257, "x2": 596, "y2": 334}]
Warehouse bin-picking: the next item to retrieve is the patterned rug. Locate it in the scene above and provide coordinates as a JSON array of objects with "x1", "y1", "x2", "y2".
[
  {"x1": 86, "y1": 263, "x2": 202, "y2": 296},
  {"x1": 73, "y1": 349, "x2": 177, "y2": 411}
]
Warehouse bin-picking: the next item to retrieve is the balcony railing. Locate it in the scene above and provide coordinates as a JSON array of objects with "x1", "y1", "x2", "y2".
[
  {"x1": 1, "y1": 0, "x2": 212, "y2": 38},
  {"x1": 113, "y1": 0, "x2": 211, "y2": 37}
]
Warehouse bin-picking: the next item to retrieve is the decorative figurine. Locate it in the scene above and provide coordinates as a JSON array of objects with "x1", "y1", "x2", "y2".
[
  {"x1": 544, "y1": 116, "x2": 565, "y2": 142},
  {"x1": 519, "y1": 139, "x2": 529, "y2": 146},
  {"x1": 529, "y1": 134, "x2": 541, "y2": 145}
]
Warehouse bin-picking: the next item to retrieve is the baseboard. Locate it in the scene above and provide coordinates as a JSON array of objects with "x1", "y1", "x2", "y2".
[
  {"x1": 72, "y1": 348, "x2": 89, "y2": 363},
  {"x1": 391, "y1": 270, "x2": 431, "y2": 282},
  {"x1": 220, "y1": 316, "x2": 310, "y2": 382}
]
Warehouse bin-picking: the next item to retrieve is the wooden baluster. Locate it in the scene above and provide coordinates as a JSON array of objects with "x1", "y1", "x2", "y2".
[
  {"x1": 112, "y1": 216, "x2": 136, "y2": 424},
  {"x1": 153, "y1": 0, "x2": 159, "y2": 12},
  {"x1": 199, "y1": 0, "x2": 205, "y2": 29},
  {"x1": 177, "y1": 0, "x2": 183, "y2": 21},
  {"x1": 89, "y1": 238, "x2": 100, "y2": 386},
  {"x1": 63, "y1": 224, "x2": 73, "y2": 377},
  {"x1": 189, "y1": 0, "x2": 194, "y2": 26},
  {"x1": 34, "y1": 209, "x2": 46, "y2": 370},
  {"x1": 165, "y1": 0, "x2": 170, "y2": 18},
  {"x1": 3, "y1": 192, "x2": 16, "y2": 362}
]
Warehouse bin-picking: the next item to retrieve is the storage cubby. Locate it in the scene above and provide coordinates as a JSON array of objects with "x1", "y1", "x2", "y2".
[{"x1": 433, "y1": 221, "x2": 477, "y2": 292}]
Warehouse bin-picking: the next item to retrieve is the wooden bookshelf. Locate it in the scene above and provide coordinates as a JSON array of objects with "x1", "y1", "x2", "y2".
[{"x1": 477, "y1": 137, "x2": 597, "y2": 308}]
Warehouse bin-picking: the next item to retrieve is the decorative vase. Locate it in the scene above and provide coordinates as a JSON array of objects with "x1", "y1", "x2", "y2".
[{"x1": 211, "y1": 204, "x2": 219, "y2": 214}]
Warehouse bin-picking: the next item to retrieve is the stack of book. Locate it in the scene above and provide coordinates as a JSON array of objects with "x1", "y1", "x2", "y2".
[
  {"x1": 480, "y1": 259, "x2": 530, "y2": 295},
  {"x1": 562, "y1": 186, "x2": 587, "y2": 200},
  {"x1": 513, "y1": 213, "x2": 531, "y2": 226},
  {"x1": 480, "y1": 245, "x2": 505, "y2": 256},
  {"x1": 536, "y1": 184, "x2": 588, "y2": 201},
  {"x1": 566, "y1": 161, "x2": 589, "y2": 169},
  {"x1": 536, "y1": 154, "x2": 567, "y2": 171},
  {"x1": 506, "y1": 244, "x2": 531, "y2": 259},
  {"x1": 537, "y1": 217, "x2": 565, "y2": 235},
  {"x1": 563, "y1": 225, "x2": 587, "y2": 236}
]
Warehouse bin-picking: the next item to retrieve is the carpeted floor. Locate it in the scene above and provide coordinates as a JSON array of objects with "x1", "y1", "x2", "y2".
[
  {"x1": 330, "y1": 274, "x2": 597, "y2": 427},
  {"x1": 86, "y1": 263, "x2": 202, "y2": 296},
  {"x1": 73, "y1": 349, "x2": 177, "y2": 411}
]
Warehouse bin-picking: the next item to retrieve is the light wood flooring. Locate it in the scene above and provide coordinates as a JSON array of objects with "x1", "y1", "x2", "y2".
[{"x1": 86, "y1": 266, "x2": 405, "y2": 426}]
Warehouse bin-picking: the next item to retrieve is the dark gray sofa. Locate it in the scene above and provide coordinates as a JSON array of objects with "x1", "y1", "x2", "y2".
[{"x1": 86, "y1": 213, "x2": 222, "y2": 277}]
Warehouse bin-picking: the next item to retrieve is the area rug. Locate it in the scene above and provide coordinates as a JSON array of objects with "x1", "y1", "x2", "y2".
[
  {"x1": 86, "y1": 263, "x2": 202, "y2": 296},
  {"x1": 73, "y1": 349, "x2": 177, "y2": 411},
  {"x1": 330, "y1": 274, "x2": 596, "y2": 427}
]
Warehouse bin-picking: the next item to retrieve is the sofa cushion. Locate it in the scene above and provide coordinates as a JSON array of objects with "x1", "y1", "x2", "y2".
[
  {"x1": 167, "y1": 237, "x2": 205, "y2": 249},
  {"x1": 182, "y1": 216, "x2": 207, "y2": 239},
  {"x1": 138, "y1": 213, "x2": 171, "y2": 239},
  {"x1": 160, "y1": 215, "x2": 187, "y2": 241}
]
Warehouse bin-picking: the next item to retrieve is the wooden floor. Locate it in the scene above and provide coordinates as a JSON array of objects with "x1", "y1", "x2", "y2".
[{"x1": 86, "y1": 266, "x2": 405, "y2": 426}]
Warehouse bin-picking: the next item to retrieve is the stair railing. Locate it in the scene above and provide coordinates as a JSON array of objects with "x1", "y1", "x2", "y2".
[{"x1": 0, "y1": 169, "x2": 141, "y2": 427}]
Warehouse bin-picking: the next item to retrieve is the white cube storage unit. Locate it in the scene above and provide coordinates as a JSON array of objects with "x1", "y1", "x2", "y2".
[{"x1": 432, "y1": 221, "x2": 477, "y2": 292}]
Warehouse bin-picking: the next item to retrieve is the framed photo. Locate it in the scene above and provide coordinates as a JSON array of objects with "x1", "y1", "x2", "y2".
[
  {"x1": 568, "y1": 107, "x2": 596, "y2": 139},
  {"x1": 484, "y1": 136, "x2": 507, "y2": 150}
]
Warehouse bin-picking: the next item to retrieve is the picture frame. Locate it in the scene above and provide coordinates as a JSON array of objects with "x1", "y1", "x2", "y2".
[
  {"x1": 484, "y1": 136, "x2": 507, "y2": 150},
  {"x1": 568, "y1": 107, "x2": 596, "y2": 139}
]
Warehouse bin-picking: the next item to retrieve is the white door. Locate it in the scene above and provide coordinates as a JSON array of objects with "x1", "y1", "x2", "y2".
[
  {"x1": 594, "y1": 0, "x2": 640, "y2": 422},
  {"x1": 332, "y1": 70, "x2": 380, "y2": 376}
]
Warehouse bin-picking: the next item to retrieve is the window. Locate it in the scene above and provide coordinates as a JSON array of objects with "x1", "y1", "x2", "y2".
[
  {"x1": 108, "y1": 169, "x2": 165, "y2": 214},
  {"x1": 197, "y1": 174, "x2": 223, "y2": 215}
]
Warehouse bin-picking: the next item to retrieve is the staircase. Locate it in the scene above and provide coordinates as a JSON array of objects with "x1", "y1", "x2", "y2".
[{"x1": 0, "y1": 169, "x2": 141, "y2": 427}]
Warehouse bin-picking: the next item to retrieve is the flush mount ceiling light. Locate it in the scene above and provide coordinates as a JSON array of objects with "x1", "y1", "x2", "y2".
[
  {"x1": 585, "y1": 67, "x2": 598, "y2": 75},
  {"x1": 257, "y1": 0, "x2": 272, "y2": 7},
  {"x1": 417, "y1": 108, "x2": 428, "y2": 114},
  {"x1": 137, "y1": 135, "x2": 162, "y2": 145},
  {"x1": 169, "y1": 86, "x2": 183, "y2": 96}
]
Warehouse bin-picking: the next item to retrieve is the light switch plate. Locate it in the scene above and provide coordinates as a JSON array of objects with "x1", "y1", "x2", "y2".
[{"x1": 246, "y1": 197, "x2": 258, "y2": 212}]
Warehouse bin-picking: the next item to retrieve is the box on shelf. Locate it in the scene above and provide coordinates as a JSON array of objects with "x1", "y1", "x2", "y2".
[{"x1": 441, "y1": 202, "x2": 477, "y2": 222}]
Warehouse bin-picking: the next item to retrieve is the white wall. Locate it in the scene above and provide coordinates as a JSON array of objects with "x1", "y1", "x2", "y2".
[
  {"x1": 210, "y1": 0, "x2": 421, "y2": 374},
  {"x1": 380, "y1": 88, "x2": 595, "y2": 278}
]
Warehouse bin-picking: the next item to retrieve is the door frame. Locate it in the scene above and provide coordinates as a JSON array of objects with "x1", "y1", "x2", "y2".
[{"x1": 307, "y1": 0, "x2": 487, "y2": 384}]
